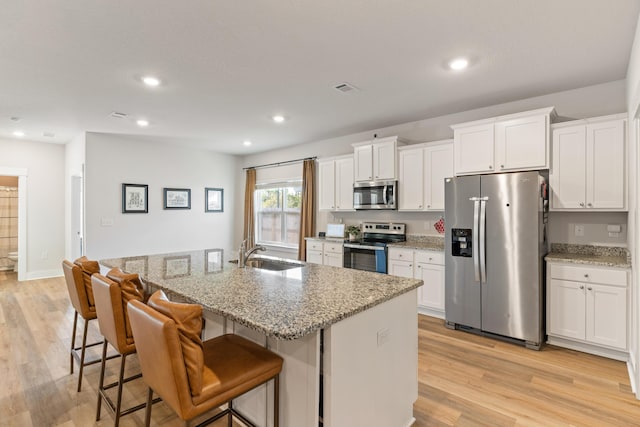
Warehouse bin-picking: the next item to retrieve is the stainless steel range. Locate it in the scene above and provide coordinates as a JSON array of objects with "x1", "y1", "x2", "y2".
[{"x1": 343, "y1": 222, "x2": 406, "y2": 273}]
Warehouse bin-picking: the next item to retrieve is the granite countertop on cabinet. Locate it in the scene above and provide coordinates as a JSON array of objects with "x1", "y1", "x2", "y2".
[
  {"x1": 545, "y1": 244, "x2": 631, "y2": 268},
  {"x1": 388, "y1": 235, "x2": 445, "y2": 252},
  {"x1": 100, "y1": 250, "x2": 422, "y2": 341}
]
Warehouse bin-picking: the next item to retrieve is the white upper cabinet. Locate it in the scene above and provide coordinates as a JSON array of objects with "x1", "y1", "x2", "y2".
[
  {"x1": 398, "y1": 140, "x2": 453, "y2": 211},
  {"x1": 398, "y1": 146, "x2": 424, "y2": 210},
  {"x1": 318, "y1": 155, "x2": 354, "y2": 211},
  {"x1": 495, "y1": 114, "x2": 548, "y2": 171},
  {"x1": 550, "y1": 114, "x2": 626, "y2": 211},
  {"x1": 452, "y1": 107, "x2": 555, "y2": 176},
  {"x1": 353, "y1": 136, "x2": 405, "y2": 182},
  {"x1": 453, "y1": 122, "x2": 495, "y2": 175},
  {"x1": 424, "y1": 142, "x2": 453, "y2": 210}
]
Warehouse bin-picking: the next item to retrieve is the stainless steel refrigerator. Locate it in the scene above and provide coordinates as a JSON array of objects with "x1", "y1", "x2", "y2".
[{"x1": 444, "y1": 171, "x2": 548, "y2": 349}]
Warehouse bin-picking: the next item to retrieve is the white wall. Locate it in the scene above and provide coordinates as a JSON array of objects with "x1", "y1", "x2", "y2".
[
  {"x1": 0, "y1": 137, "x2": 65, "y2": 279},
  {"x1": 626, "y1": 10, "x2": 640, "y2": 398},
  {"x1": 236, "y1": 80, "x2": 629, "y2": 244},
  {"x1": 84, "y1": 133, "x2": 240, "y2": 260},
  {"x1": 64, "y1": 132, "x2": 85, "y2": 259}
]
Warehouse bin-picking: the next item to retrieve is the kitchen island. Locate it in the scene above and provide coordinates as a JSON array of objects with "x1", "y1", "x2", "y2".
[{"x1": 101, "y1": 249, "x2": 422, "y2": 427}]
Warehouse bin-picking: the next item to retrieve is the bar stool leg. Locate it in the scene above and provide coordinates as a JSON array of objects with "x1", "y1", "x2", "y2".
[
  {"x1": 145, "y1": 388, "x2": 153, "y2": 427},
  {"x1": 70, "y1": 310, "x2": 78, "y2": 374},
  {"x1": 77, "y1": 316, "x2": 90, "y2": 392},
  {"x1": 227, "y1": 400, "x2": 233, "y2": 427},
  {"x1": 114, "y1": 352, "x2": 129, "y2": 427},
  {"x1": 96, "y1": 340, "x2": 108, "y2": 421}
]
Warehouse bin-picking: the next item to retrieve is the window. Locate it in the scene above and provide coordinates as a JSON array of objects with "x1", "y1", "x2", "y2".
[{"x1": 255, "y1": 182, "x2": 302, "y2": 248}]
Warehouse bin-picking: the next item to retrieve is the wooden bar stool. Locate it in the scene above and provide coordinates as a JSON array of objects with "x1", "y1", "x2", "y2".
[
  {"x1": 128, "y1": 290, "x2": 284, "y2": 427},
  {"x1": 91, "y1": 269, "x2": 158, "y2": 427},
  {"x1": 62, "y1": 258, "x2": 115, "y2": 392}
]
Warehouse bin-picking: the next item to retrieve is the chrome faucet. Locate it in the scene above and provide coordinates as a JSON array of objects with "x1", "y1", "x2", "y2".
[{"x1": 238, "y1": 240, "x2": 267, "y2": 267}]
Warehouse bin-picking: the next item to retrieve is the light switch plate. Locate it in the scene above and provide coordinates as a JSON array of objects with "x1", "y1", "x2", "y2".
[{"x1": 574, "y1": 224, "x2": 584, "y2": 237}]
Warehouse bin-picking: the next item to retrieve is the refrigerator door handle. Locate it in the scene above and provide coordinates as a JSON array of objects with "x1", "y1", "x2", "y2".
[
  {"x1": 470, "y1": 197, "x2": 480, "y2": 282},
  {"x1": 479, "y1": 197, "x2": 488, "y2": 283}
]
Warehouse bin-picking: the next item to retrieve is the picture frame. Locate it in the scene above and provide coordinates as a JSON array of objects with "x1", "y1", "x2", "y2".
[
  {"x1": 122, "y1": 183, "x2": 148, "y2": 213},
  {"x1": 205, "y1": 187, "x2": 224, "y2": 212},
  {"x1": 204, "y1": 249, "x2": 224, "y2": 273},
  {"x1": 164, "y1": 188, "x2": 191, "y2": 210},
  {"x1": 163, "y1": 255, "x2": 192, "y2": 279}
]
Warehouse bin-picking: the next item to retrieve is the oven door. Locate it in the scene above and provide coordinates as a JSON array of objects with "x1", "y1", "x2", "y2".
[{"x1": 343, "y1": 244, "x2": 387, "y2": 273}]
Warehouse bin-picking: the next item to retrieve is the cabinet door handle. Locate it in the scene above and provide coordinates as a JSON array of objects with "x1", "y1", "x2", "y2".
[
  {"x1": 428, "y1": 257, "x2": 433, "y2": 261},
  {"x1": 489, "y1": 165, "x2": 493, "y2": 169},
  {"x1": 418, "y1": 205, "x2": 422, "y2": 208},
  {"x1": 587, "y1": 203, "x2": 593, "y2": 207},
  {"x1": 584, "y1": 274, "x2": 589, "y2": 278},
  {"x1": 579, "y1": 202, "x2": 585, "y2": 207},
  {"x1": 587, "y1": 287, "x2": 593, "y2": 291},
  {"x1": 500, "y1": 164, "x2": 504, "y2": 168},
  {"x1": 579, "y1": 285, "x2": 584, "y2": 289},
  {"x1": 417, "y1": 265, "x2": 422, "y2": 269},
  {"x1": 427, "y1": 205, "x2": 431, "y2": 208}
]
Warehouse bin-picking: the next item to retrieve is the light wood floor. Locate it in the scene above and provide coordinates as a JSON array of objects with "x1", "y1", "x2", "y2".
[{"x1": 2, "y1": 272, "x2": 640, "y2": 426}]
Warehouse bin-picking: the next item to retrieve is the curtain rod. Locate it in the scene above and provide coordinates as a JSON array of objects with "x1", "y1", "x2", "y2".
[{"x1": 243, "y1": 156, "x2": 317, "y2": 171}]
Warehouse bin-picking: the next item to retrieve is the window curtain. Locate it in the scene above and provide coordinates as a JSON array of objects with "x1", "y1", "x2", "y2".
[
  {"x1": 298, "y1": 159, "x2": 315, "y2": 260},
  {"x1": 243, "y1": 168, "x2": 256, "y2": 248}
]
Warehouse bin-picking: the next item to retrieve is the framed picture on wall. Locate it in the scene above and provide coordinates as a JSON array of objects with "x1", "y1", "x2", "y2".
[
  {"x1": 122, "y1": 183, "x2": 148, "y2": 213},
  {"x1": 164, "y1": 188, "x2": 191, "y2": 209},
  {"x1": 205, "y1": 188, "x2": 223, "y2": 212}
]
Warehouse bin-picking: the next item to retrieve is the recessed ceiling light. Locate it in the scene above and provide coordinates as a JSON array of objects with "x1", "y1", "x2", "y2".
[
  {"x1": 272, "y1": 115, "x2": 285, "y2": 123},
  {"x1": 449, "y1": 58, "x2": 469, "y2": 71},
  {"x1": 13, "y1": 131, "x2": 24, "y2": 137},
  {"x1": 142, "y1": 76, "x2": 161, "y2": 87},
  {"x1": 136, "y1": 119, "x2": 149, "y2": 127},
  {"x1": 243, "y1": 140, "x2": 252, "y2": 146}
]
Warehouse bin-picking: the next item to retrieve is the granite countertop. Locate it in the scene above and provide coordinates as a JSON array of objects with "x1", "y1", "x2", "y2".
[
  {"x1": 388, "y1": 235, "x2": 445, "y2": 252},
  {"x1": 101, "y1": 249, "x2": 422, "y2": 341},
  {"x1": 545, "y1": 244, "x2": 631, "y2": 268}
]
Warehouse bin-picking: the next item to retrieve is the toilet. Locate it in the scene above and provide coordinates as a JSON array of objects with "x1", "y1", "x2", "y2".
[{"x1": 7, "y1": 252, "x2": 18, "y2": 272}]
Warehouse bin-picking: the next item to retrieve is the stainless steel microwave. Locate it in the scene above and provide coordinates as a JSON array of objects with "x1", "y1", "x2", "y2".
[{"x1": 353, "y1": 180, "x2": 397, "y2": 210}]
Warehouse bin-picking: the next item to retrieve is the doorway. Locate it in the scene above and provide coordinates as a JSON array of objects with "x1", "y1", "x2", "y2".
[{"x1": 0, "y1": 168, "x2": 27, "y2": 281}]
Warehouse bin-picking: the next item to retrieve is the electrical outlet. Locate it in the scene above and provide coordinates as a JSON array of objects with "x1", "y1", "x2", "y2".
[
  {"x1": 40, "y1": 250, "x2": 48, "y2": 260},
  {"x1": 377, "y1": 328, "x2": 390, "y2": 347},
  {"x1": 101, "y1": 217, "x2": 114, "y2": 227},
  {"x1": 574, "y1": 224, "x2": 585, "y2": 237}
]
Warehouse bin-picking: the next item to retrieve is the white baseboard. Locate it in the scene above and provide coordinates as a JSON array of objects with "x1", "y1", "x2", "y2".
[
  {"x1": 627, "y1": 361, "x2": 638, "y2": 397},
  {"x1": 417, "y1": 306, "x2": 445, "y2": 319},
  {"x1": 547, "y1": 336, "x2": 629, "y2": 361},
  {"x1": 24, "y1": 268, "x2": 63, "y2": 281}
]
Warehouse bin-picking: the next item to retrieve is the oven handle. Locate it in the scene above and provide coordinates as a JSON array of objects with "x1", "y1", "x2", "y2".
[{"x1": 343, "y1": 243, "x2": 386, "y2": 251}]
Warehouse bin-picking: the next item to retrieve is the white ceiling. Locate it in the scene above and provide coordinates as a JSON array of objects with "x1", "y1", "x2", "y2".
[{"x1": 1, "y1": 0, "x2": 639, "y2": 155}]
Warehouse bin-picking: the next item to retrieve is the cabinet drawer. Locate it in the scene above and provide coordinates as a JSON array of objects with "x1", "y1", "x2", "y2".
[
  {"x1": 548, "y1": 264, "x2": 627, "y2": 287},
  {"x1": 414, "y1": 251, "x2": 444, "y2": 265},
  {"x1": 324, "y1": 242, "x2": 343, "y2": 254},
  {"x1": 306, "y1": 240, "x2": 323, "y2": 251},
  {"x1": 388, "y1": 248, "x2": 413, "y2": 261}
]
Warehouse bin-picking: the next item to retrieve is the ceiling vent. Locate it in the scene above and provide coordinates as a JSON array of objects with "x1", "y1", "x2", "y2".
[
  {"x1": 42, "y1": 132, "x2": 55, "y2": 138},
  {"x1": 110, "y1": 111, "x2": 127, "y2": 119},
  {"x1": 333, "y1": 82, "x2": 358, "y2": 93}
]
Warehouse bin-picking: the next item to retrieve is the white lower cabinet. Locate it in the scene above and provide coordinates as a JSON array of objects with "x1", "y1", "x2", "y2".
[
  {"x1": 388, "y1": 247, "x2": 445, "y2": 318},
  {"x1": 547, "y1": 262, "x2": 628, "y2": 360},
  {"x1": 323, "y1": 242, "x2": 344, "y2": 267},
  {"x1": 305, "y1": 239, "x2": 344, "y2": 267}
]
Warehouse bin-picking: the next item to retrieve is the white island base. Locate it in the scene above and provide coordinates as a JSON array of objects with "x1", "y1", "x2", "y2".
[{"x1": 203, "y1": 289, "x2": 418, "y2": 427}]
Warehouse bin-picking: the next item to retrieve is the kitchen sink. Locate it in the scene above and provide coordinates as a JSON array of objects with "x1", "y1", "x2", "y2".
[
  {"x1": 229, "y1": 256, "x2": 304, "y2": 271},
  {"x1": 246, "y1": 258, "x2": 303, "y2": 271}
]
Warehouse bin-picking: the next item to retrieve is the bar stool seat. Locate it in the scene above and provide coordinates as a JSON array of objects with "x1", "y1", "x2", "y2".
[{"x1": 128, "y1": 290, "x2": 283, "y2": 426}]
